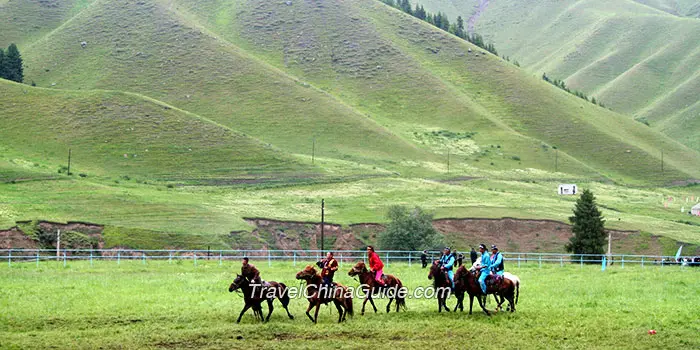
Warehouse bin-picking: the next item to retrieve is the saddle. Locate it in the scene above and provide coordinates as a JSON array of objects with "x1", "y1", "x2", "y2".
[{"x1": 485, "y1": 274, "x2": 503, "y2": 288}]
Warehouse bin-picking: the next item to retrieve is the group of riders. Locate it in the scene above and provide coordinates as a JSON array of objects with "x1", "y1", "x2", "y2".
[
  {"x1": 239, "y1": 244, "x2": 505, "y2": 295},
  {"x1": 437, "y1": 244, "x2": 504, "y2": 294}
]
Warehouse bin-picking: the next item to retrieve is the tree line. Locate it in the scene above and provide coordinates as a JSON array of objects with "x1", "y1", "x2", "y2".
[
  {"x1": 381, "y1": 0, "x2": 498, "y2": 55},
  {"x1": 542, "y1": 72, "x2": 609, "y2": 109},
  {"x1": 0, "y1": 43, "x2": 24, "y2": 83}
]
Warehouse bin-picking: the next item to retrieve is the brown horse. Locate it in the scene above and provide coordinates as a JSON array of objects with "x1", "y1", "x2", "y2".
[
  {"x1": 295, "y1": 265, "x2": 353, "y2": 323},
  {"x1": 427, "y1": 260, "x2": 452, "y2": 312},
  {"x1": 348, "y1": 261, "x2": 406, "y2": 315},
  {"x1": 453, "y1": 266, "x2": 490, "y2": 315},
  {"x1": 453, "y1": 266, "x2": 516, "y2": 315},
  {"x1": 228, "y1": 274, "x2": 294, "y2": 323}
]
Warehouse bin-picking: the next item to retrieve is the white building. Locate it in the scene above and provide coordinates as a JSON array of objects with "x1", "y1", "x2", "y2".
[
  {"x1": 692, "y1": 203, "x2": 700, "y2": 216},
  {"x1": 558, "y1": 184, "x2": 578, "y2": 195}
]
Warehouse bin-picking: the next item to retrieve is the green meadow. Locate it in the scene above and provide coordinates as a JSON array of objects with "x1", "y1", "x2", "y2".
[{"x1": 1, "y1": 261, "x2": 698, "y2": 349}]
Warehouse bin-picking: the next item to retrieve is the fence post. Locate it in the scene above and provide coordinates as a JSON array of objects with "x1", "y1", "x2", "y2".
[
  {"x1": 268, "y1": 250, "x2": 271, "y2": 267},
  {"x1": 219, "y1": 251, "x2": 222, "y2": 266},
  {"x1": 90, "y1": 251, "x2": 93, "y2": 267},
  {"x1": 621, "y1": 255, "x2": 624, "y2": 269},
  {"x1": 293, "y1": 251, "x2": 297, "y2": 267},
  {"x1": 169, "y1": 251, "x2": 172, "y2": 264},
  {"x1": 538, "y1": 255, "x2": 542, "y2": 268},
  {"x1": 518, "y1": 254, "x2": 521, "y2": 268},
  {"x1": 641, "y1": 256, "x2": 644, "y2": 268},
  {"x1": 580, "y1": 255, "x2": 583, "y2": 268},
  {"x1": 142, "y1": 252, "x2": 146, "y2": 265},
  {"x1": 36, "y1": 251, "x2": 40, "y2": 267},
  {"x1": 386, "y1": 252, "x2": 390, "y2": 266},
  {"x1": 408, "y1": 252, "x2": 412, "y2": 267},
  {"x1": 8, "y1": 249, "x2": 11, "y2": 267},
  {"x1": 194, "y1": 252, "x2": 197, "y2": 266},
  {"x1": 117, "y1": 251, "x2": 120, "y2": 265},
  {"x1": 63, "y1": 251, "x2": 66, "y2": 267},
  {"x1": 560, "y1": 256, "x2": 563, "y2": 267}
]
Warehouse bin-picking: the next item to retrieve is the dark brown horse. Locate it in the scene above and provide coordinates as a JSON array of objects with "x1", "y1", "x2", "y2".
[
  {"x1": 348, "y1": 261, "x2": 406, "y2": 315},
  {"x1": 453, "y1": 266, "x2": 516, "y2": 315},
  {"x1": 295, "y1": 265, "x2": 353, "y2": 323},
  {"x1": 453, "y1": 266, "x2": 490, "y2": 315},
  {"x1": 228, "y1": 274, "x2": 294, "y2": 323},
  {"x1": 428, "y1": 260, "x2": 452, "y2": 312}
]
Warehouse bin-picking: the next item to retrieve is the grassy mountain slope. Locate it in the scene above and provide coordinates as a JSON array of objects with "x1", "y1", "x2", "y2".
[
  {"x1": 0, "y1": 79, "x2": 311, "y2": 182},
  {"x1": 169, "y1": 0, "x2": 700, "y2": 184},
  {"x1": 418, "y1": 0, "x2": 700, "y2": 152},
  {"x1": 634, "y1": 0, "x2": 700, "y2": 17},
  {"x1": 0, "y1": 0, "x2": 96, "y2": 48},
  {"x1": 19, "y1": 0, "x2": 436, "y2": 176}
]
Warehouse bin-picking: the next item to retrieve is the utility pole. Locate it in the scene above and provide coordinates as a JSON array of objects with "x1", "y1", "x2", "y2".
[
  {"x1": 312, "y1": 137, "x2": 316, "y2": 165},
  {"x1": 447, "y1": 149, "x2": 450, "y2": 173},
  {"x1": 320, "y1": 199, "x2": 325, "y2": 255},
  {"x1": 67, "y1": 149, "x2": 72, "y2": 175},
  {"x1": 56, "y1": 230, "x2": 61, "y2": 261},
  {"x1": 555, "y1": 148, "x2": 559, "y2": 173}
]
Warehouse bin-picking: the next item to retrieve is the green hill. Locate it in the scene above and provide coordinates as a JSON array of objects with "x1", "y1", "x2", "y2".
[
  {"x1": 1, "y1": 0, "x2": 700, "y2": 248},
  {"x1": 15, "y1": 0, "x2": 700, "y2": 183},
  {"x1": 0, "y1": 79, "x2": 312, "y2": 183},
  {"x1": 418, "y1": 0, "x2": 700, "y2": 151}
]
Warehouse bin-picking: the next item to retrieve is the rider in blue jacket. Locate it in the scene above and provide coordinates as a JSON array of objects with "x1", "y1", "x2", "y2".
[
  {"x1": 439, "y1": 247, "x2": 455, "y2": 290},
  {"x1": 477, "y1": 244, "x2": 490, "y2": 294},
  {"x1": 489, "y1": 245, "x2": 504, "y2": 276}
]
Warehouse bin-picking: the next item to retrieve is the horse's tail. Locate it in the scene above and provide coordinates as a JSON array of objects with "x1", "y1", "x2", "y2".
[
  {"x1": 395, "y1": 278, "x2": 407, "y2": 311},
  {"x1": 279, "y1": 282, "x2": 290, "y2": 304},
  {"x1": 515, "y1": 281, "x2": 519, "y2": 305},
  {"x1": 344, "y1": 291, "x2": 354, "y2": 317}
]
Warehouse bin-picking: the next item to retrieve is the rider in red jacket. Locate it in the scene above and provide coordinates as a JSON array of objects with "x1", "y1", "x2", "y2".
[{"x1": 367, "y1": 246, "x2": 385, "y2": 286}]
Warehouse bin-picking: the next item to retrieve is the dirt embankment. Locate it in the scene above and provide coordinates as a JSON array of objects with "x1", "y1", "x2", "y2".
[
  {"x1": 2, "y1": 218, "x2": 696, "y2": 255},
  {"x1": 0, "y1": 221, "x2": 104, "y2": 249}
]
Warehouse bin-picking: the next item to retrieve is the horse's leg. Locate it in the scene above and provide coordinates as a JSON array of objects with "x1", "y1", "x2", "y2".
[
  {"x1": 334, "y1": 300, "x2": 344, "y2": 323},
  {"x1": 313, "y1": 302, "x2": 321, "y2": 324},
  {"x1": 478, "y1": 294, "x2": 491, "y2": 316},
  {"x1": 386, "y1": 298, "x2": 393, "y2": 313},
  {"x1": 444, "y1": 296, "x2": 451, "y2": 312},
  {"x1": 237, "y1": 303, "x2": 252, "y2": 323},
  {"x1": 305, "y1": 302, "x2": 315, "y2": 323},
  {"x1": 265, "y1": 299, "x2": 274, "y2": 322},
  {"x1": 361, "y1": 293, "x2": 369, "y2": 315},
  {"x1": 468, "y1": 294, "x2": 474, "y2": 315},
  {"x1": 367, "y1": 293, "x2": 378, "y2": 313},
  {"x1": 280, "y1": 297, "x2": 295, "y2": 320}
]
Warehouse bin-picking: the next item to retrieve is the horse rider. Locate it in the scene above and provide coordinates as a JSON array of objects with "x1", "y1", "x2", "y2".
[
  {"x1": 470, "y1": 247, "x2": 478, "y2": 265},
  {"x1": 476, "y1": 244, "x2": 491, "y2": 294},
  {"x1": 241, "y1": 257, "x2": 262, "y2": 286},
  {"x1": 367, "y1": 246, "x2": 386, "y2": 287},
  {"x1": 320, "y1": 251, "x2": 339, "y2": 286},
  {"x1": 439, "y1": 246, "x2": 455, "y2": 290},
  {"x1": 489, "y1": 245, "x2": 504, "y2": 277}
]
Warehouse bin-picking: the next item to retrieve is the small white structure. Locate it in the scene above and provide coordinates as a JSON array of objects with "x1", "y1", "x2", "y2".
[
  {"x1": 692, "y1": 203, "x2": 700, "y2": 216},
  {"x1": 558, "y1": 184, "x2": 578, "y2": 195}
]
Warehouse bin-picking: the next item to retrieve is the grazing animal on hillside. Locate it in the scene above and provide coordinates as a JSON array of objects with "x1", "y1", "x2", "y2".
[
  {"x1": 295, "y1": 265, "x2": 353, "y2": 323},
  {"x1": 348, "y1": 261, "x2": 407, "y2": 314},
  {"x1": 228, "y1": 274, "x2": 294, "y2": 323}
]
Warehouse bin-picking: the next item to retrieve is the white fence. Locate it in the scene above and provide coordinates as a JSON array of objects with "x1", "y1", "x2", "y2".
[{"x1": 1, "y1": 249, "x2": 697, "y2": 268}]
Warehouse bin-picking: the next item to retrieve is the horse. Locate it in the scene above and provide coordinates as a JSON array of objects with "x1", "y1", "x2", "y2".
[
  {"x1": 348, "y1": 261, "x2": 406, "y2": 315},
  {"x1": 228, "y1": 274, "x2": 294, "y2": 323},
  {"x1": 427, "y1": 260, "x2": 452, "y2": 312},
  {"x1": 453, "y1": 265, "x2": 490, "y2": 315},
  {"x1": 487, "y1": 272, "x2": 521, "y2": 311},
  {"x1": 295, "y1": 265, "x2": 353, "y2": 323}
]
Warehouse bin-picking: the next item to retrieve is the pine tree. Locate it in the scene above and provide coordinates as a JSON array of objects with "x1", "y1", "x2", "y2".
[
  {"x1": 4, "y1": 44, "x2": 23, "y2": 83},
  {"x1": 456, "y1": 16, "x2": 465, "y2": 38},
  {"x1": 0, "y1": 48, "x2": 6, "y2": 80},
  {"x1": 566, "y1": 189, "x2": 607, "y2": 263}
]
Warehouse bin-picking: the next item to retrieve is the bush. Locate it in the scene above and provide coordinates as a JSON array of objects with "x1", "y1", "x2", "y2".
[{"x1": 378, "y1": 205, "x2": 444, "y2": 250}]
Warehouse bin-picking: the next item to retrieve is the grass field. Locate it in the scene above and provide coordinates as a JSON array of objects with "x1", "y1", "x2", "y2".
[{"x1": 1, "y1": 261, "x2": 698, "y2": 349}]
